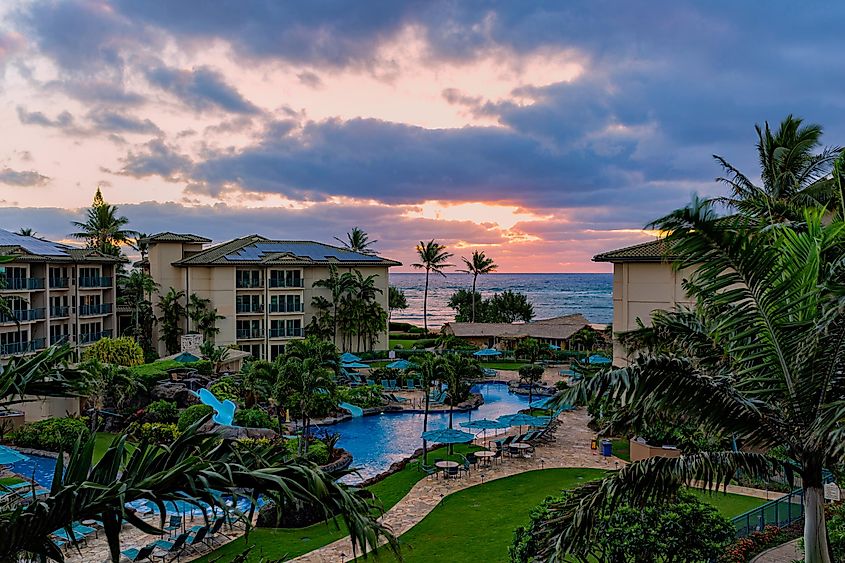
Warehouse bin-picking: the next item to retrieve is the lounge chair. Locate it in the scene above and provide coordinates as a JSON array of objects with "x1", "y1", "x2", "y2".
[
  {"x1": 184, "y1": 526, "x2": 209, "y2": 552},
  {"x1": 366, "y1": 379, "x2": 376, "y2": 386},
  {"x1": 388, "y1": 379, "x2": 398, "y2": 391},
  {"x1": 152, "y1": 531, "x2": 191, "y2": 559},
  {"x1": 163, "y1": 515, "x2": 182, "y2": 536},
  {"x1": 204, "y1": 517, "x2": 231, "y2": 546},
  {"x1": 52, "y1": 524, "x2": 97, "y2": 545},
  {"x1": 121, "y1": 544, "x2": 156, "y2": 562},
  {"x1": 385, "y1": 393, "x2": 409, "y2": 404},
  {"x1": 380, "y1": 379, "x2": 390, "y2": 389},
  {"x1": 406, "y1": 379, "x2": 416, "y2": 390}
]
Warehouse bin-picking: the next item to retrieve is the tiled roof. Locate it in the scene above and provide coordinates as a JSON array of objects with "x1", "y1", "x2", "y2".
[
  {"x1": 142, "y1": 232, "x2": 212, "y2": 243},
  {"x1": 173, "y1": 235, "x2": 401, "y2": 267},
  {"x1": 593, "y1": 239, "x2": 676, "y2": 263},
  {"x1": 442, "y1": 314, "x2": 592, "y2": 340},
  {"x1": 0, "y1": 229, "x2": 124, "y2": 263}
]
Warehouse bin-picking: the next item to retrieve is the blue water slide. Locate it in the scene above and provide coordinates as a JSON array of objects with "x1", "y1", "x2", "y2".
[
  {"x1": 194, "y1": 388, "x2": 237, "y2": 426},
  {"x1": 338, "y1": 402, "x2": 363, "y2": 417}
]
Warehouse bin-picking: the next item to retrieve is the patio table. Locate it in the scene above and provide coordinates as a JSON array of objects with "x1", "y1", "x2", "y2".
[
  {"x1": 509, "y1": 443, "x2": 532, "y2": 458},
  {"x1": 434, "y1": 460, "x2": 459, "y2": 479},
  {"x1": 474, "y1": 450, "x2": 496, "y2": 467}
]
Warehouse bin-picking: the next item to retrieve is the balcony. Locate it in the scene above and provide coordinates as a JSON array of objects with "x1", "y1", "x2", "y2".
[
  {"x1": 236, "y1": 328, "x2": 264, "y2": 339},
  {"x1": 0, "y1": 308, "x2": 46, "y2": 323},
  {"x1": 78, "y1": 330, "x2": 113, "y2": 344},
  {"x1": 78, "y1": 303, "x2": 113, "y2": 316},
  {"x1": 50, "y1": 306, "x2": 70, "y2": 318},
  {"x1": 236, "y1": 303, "x2": 264, "y2": 314},
  {"x1": 50, "y1": 334, "x2": 70, "y2": 346},
  {"x1": 268, "y1": 303, "x2": 304, "y2": 313},
  {"x1": 2, "y1": 277, "x2": 45, "y2": 291},
  {"x1": 235, "y1": 278, "x2": 263, "y2": 289},
  {"x1": 268, "y1": 278, "x2": 304, "y2": 288},
  {"x1": 269, "y1": 327, "x2": 303, "y2": 338},
  {"x1": 79, "y1": 276, "x2": 112, "y2": 288},
  {"x1": 49, "y1": 277, "x2": 70, "y2": 289},
  {"x1": 0, "y1": 339, "x2": 46, "y2": 356}
]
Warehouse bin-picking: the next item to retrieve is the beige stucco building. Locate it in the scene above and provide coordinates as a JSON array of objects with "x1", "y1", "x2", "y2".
[
  {"x1": 594, "y1": 239, "x2": 693, "y2": 365},
  {"x1": 143, "y1": 233, "x2": 400, "y2": 360}
]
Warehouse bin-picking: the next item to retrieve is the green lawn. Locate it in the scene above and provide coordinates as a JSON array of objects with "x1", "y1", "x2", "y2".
[
  {"x1": 197, "y1": 444, "x2": 480, "y2": 563},
  {"x1": 476, "y1": 361, "x2": 524, "y2": 371},
  {"x1": 688, "y1": 488, "x2": 768, "y2": 518},
  {"x1": 610, "y1": 438, "x2": 630, "y2": 462},
  {"x1": 0, "y1": 476, "x2": 24, "y2": 486},
  {"x1": 387, "y1": 339, "x2": 417, "y2": 350}
]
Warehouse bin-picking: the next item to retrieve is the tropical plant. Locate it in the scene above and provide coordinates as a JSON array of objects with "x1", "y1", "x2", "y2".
[
  {"x1": 515, "y1": 337, "x2": 546, "y2": 364},
  {"x1": 277, "y1": 356, "x2": 336, "y2": 455},
  {"x1": 537, "y1": 202, "x2": 845, "y2": 563},
  {"x1": 447, "y1": 288, "x2": 486, "y2": 322},
  {"x1": 156, "y1": 287, "x2": 186, "y2": 354},
  {"x1": 312, "y1": 265, "x2": 353, "y2": 345},
  {"x1": 199, "y1": 340, "x2": 229, "y2": 373},
  {"x1": 410, "y1": 354, "x2": 447, "y2": 463},
  {"x1": 714, "y1": 115, "x2": 841, "y2": 224},
  {"x1": 488, "y1": 290, "x2": 534, "y2": 323},
  {"x1": 283, "y1": 336, "x2": 340, "y2": 371},
  {"x1": 70, "y1": 187, "x2": 138, "y2": 256},
  {"x1": 240, "y1": 359, "x2": 276, "y2": 407},
  {"x1": 518, "y1": 364, "x2": 545, "y2": 406},
  {"x1": 0, "y1": 345, "x2": 89, "y2": 409},
  {"x1": 177, "y1": 404, "x2": 213, "y2": 431},
  {"x1": 82, "y1": 336, "x2": 144, "y2": 367},
  {"x1": 118, "y1": 270, "x2": 158, "y2": 354},
  {"x1": 335, "y1": 227, "x2": 378, "y2": 255},
  {"x1": 143, "y1": 400, "x2": 178, "y2": 423},
  {"x1": 8, "y1": 417, "x2": 91, "y2": 452},
  {"x1": 442, "y1": 354, "x2": 480, "y2": 452},
  {"x1": 234, "y1": 407, "x2": 272, "y2": 429},
  {"x1": 459, "y1": 250, "x2": 497, "y2": 323},
  {"x1": 412, "y1": 239, "x2": 453, "y2": 334},
  {"x1": 16, "y1": 228, "x2": 35, "y2": 237},
  {"x1": 134, "y1": 232, "x2": 151, "y2": 262},
  {"x1": 0, "y1": 422, "x2": 396, "y2": 562},
  {"x1": 388, "y1": 285, "x2": 408, "y2": 322},
  {"x1": 77, "y1": 358, "x2": 143, "y2": 431}
]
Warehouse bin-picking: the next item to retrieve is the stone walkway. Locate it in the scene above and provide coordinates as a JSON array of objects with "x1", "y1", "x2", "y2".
[
  {"x1": 290, "y1": 408, "x2": 617, "y2": 563},
  {"x1": 750, "y1": 538, "x2": 802, "y2": 562}
]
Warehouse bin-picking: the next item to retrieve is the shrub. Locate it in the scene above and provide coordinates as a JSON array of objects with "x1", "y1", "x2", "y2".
[
  {"x1": 82, "y1": 337, "x2": 144, "y2": 367},
  {"x1": 306, "y1": 442, "x2": 329, "y2": 465},
  {"x1": 9, "y1": 417, "x2": 91, "y2": 452},
  {"x1": 234, "y1": 407, "x2": 272, "y2": 429},
  {"x1": 144, "y1": 400, "x2": 179, "y2": 423},
  {"x1": 828, "y1": 503, "x2": 845, "y2": 562},
  {"x1": 412, "y1": 338, "x2": 436, "y2": 349},
  {"x1": 337, "y1": 385, "x2": 384, "y2": 409},
  {"x1": 178, "y1": 404, "x2": 214, "y2": 431},
  {"x1": 194, "y1": 360, "x2": 213, "y2": 376},
  {"x1": 127, "y1": 360, "x2": 183, "y2": 389},
  {"x1": 127, "y1": 422, "x2": 179, "y2": 444},
  {"x1": 209, "y1": 376, "x2": 240, "y2": 403}
]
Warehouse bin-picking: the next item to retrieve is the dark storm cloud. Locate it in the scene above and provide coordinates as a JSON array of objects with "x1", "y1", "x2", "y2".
[{"x1": 144, "y1": 64, "x2": 260, "y2": 114}]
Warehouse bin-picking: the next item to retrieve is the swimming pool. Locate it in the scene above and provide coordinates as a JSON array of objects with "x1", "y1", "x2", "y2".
[
  {"x1": 333, "y1": 383, "x2": 531, "y2": 482},
  {"x1": 10, "y1": 453, "x2": 58, "y2": 487}
]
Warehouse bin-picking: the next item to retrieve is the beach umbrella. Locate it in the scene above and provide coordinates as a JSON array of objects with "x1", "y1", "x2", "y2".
[
  {"x1": 340, "y1": 352, "x2": 362, "y2": 363},
  {"x1": 498, "y1": 413, "x2": 550, "y2": 433},
  {"x1": 174, "y1": 352, "x2": 200, "y2": 363},
  {"x1": 588, "y1": 354, "x2": 611, "y2": 365},
  {"x1": 342, "y1": 362, "x2": 370, "y2": 369},
  {"x1": 460, "y1": 418, "x2": 508, "y2": 442},
  {"x1": 529, "y1": 396, "x2": 553, "y2": 409},
  {"x1": 0, "y1": 445, "x2": 27, "y2": 466},
  {"x1": 473, "y1": 348, "x2": 502, "y2": 357},
  {"x1": 387, "y1": 359, "x2": 417, "y2": 370},
  {"x1": 548, "y1": 344, "x2": 561, "y2": 350},
  {"x1": 421, "y1": 427, "x2": 475, "y2": 444}
]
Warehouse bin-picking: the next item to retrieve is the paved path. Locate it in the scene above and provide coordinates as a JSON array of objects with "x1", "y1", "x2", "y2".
[
  {"x1": 751, "y1": 538, "x2": 802, "y2": 562},
  {"x1": 291, "y1": 408, "x2": 618, "y2": 563}
]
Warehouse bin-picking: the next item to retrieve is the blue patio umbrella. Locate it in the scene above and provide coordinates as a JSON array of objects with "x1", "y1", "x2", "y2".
[
  {"x1": 460, "y1": 418, "x2": 508, "y2": 441},
  {"x1": 588, "y1": 354, "x2": 611, "y2": 365},
  {"x1": 0, "y1": 444, "x2": 27, "y2": 466},
  {"x1": 387, "y1": 359, "x2": 417, "y2": 370},
  {"x1": 174, "y1": 352, "x2": 200, "y2": 363},
  {"x1": 498, "y1": 413, "x2": 550, "y2": 432},
  {"x1": 421, "y1": 427, "x2": 475, "y2": 444},
  {"x1": 529, "y1": 396, "x2": 553, "y2": 409},
  {"x1": 548, "y1": 344, "x2": 561, "y2": 350},
  {"x1": 342, "y1": 362, "x2": 370, "y2": 369},
  {"x1": 473, "y1": 348, "x2": 502, "y2": 357},
  {"x1": 340, "y1": 352, "x2": 362, "y2": 363}
]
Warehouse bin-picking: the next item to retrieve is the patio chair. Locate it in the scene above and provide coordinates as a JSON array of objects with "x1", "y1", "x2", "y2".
[
  {"x1": 52, "y1": 524, "x2": 96, "y2": 546},
  {"x1": 163, "y1": 515, "x2": 182, "y2": 536},
  {"x1": 366, "y1": 379, "x2": 376, "y2": 386},
  {"x1": 388, "y1": 379, "x2": 398, "y2": 391},
  {"x1": 419, "y1": 462, "x2": 438, "y2": 479},
  {"x1": 386, "y1": 393, "x2": 409, "y2": 404},
  {"x1": 203, "y1": 517, "x2": 231, "y2": 546},
  {"x1": 151, "y1": 531, "x2": 191, "y2": 559},
  {"x1": 458, "y1": 455, "x2": 472, "y2": 478},
  {"x1": 184, "y1": 526, "x2": 209, "y2": 552},
  {"x1": 380, "y1": 379, "x2": 390, "y2": 389},
  {"x1": 121, "y1": 544, "x2": 156, "y2": 562},
  {"x1": 406, "y1": 379, "x2": 416, "y2": 390}
]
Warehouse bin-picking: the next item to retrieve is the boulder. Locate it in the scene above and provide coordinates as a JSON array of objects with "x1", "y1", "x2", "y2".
[{"x1": 150, "y1": 383, "x2": 199, "y2": 408}]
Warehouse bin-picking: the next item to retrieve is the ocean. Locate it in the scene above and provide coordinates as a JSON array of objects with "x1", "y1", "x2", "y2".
[{"x1": 389, "y1": 273, "x2": 613, "y2": 328}]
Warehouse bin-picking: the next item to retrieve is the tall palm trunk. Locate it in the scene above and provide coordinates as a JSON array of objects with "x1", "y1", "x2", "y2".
[
  {"x1": 471, "y1": 273, "x2": 478, "y2": 323},
  {"x1": 803, "y1": 462, "x2": 831, "y2": 563},
  {"x1": 448, "y1": 398, "x2": 455, "y2": 455},
  {"x1": 422, "y1": 384, "x2": 431, "y2": 464},
  {"x1": 423, "y1": 268, "x2": 430, "y2": 334}
]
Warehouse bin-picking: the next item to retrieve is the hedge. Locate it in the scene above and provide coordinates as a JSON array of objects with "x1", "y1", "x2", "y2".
[
  {"x1": 9, "y1": 417, "x2": 91, "y2": 452},
  {"x1": 178, "y1": 404, "x2": 214, "y2": 431}
]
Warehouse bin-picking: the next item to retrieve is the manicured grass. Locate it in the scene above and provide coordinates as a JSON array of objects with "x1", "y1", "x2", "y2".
[
  {"x1": 476, "y1": 361, "x2": 525, "y2": 371},
  {"x1": 388, "y1": 339, "x2": 416, "y2": 350},
  {"x1": 610, "y1": 438, "x2": 630, "y2": 462},
  {"x1": 688, "y1": 488, "x2": 768, "y2": 518},
  {"x1": 197, "y1": 444, "x2": 480, "y2": 563},
  {"x1": 0, "y1": 476, "x2": 24, "y2": 486},
  {"x1": 369, "y1": 468, "x2": 607, "y2": 563}
]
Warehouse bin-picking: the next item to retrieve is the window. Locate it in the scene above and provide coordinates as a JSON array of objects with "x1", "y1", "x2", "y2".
[
  {"x1": 236, "y1": 270, "x2": 261, "y2": 288},
  {"x1": 270, "y1": 344, "x2": 285, "y2": 360},
  {"x1": 239, "y1": 344, "x2": 262, "y2": 358}
]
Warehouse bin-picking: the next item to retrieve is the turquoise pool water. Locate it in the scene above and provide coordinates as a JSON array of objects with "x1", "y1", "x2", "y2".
[
  {"x1": 10, "y1": 453, "x2": 57, "y2": 487},
  {"x1": 333, "y1": 382, "x2": 531, "y2": 482}
]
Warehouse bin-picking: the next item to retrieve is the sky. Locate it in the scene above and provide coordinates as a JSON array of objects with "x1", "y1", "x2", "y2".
[{"x1": 0, "y1": 1, "x2": 843, "y2": 272}]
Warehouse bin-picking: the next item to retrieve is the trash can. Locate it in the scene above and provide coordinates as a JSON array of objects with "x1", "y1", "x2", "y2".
[{"x1": 601, "y1": 439, "x2": 612, "y2": 457}]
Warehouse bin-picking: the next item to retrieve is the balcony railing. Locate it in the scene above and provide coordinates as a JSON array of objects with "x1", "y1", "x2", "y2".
[
  {"x1": 49, "y1": 277, "x2": 70, "y2": 289},
  {"x1": 236, "y1": 303, "x2": 264, "y2": 314},
  {"x1": 1, "y1": 277, "x2": 45, "y2": 290},
  {"x1": 78, "y1": 330, "x2": 113, "y2": 344},
  {"x1": 268, "y1": 303, "x2": 304, "y2": 313},
  {"x1": 268, "y1": 278, "x2": 304, "y2": 288},
  {"x1": 236, "y1": 328, "x2": 264, "y2": 339},
  {"x1": 0, "y1": 308, "x2": 46, "y2": 323},
  {"x1": 0, "y1": 339, "x2": 46, "y2": 356},
  {"x1": 235, "y1": 278, "x2": 263, "y2": 289},
  {"x1": 50, "y1": 334, "x2": 70, "y2": 346},
  {"x1": 78, "y1": 303, "x2": 113, "y2": 316},
  {"x1": 79, "y1": 276, "x2": 112, "y2": 288},
  {"x1": 50, "y1": 306, "x2": 70, "y2": 318},
  {"x1": 269, "y1": 327, "x2": 303, "y2": 338}
]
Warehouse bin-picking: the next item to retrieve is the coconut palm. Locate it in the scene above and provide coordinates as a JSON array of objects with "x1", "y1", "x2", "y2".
[
  {"x1": 280, "y1": 356, "x2": 335, "y2": 455},
  {"x1": 335, "y1": 227, "x2": 378, "y2": 255},
  {"x1": 312, "y1": 265, "x2": 354, "y2": 346},
  {"x1": 411, "y1": 354, "x2": 447, "y2": 464},
  {"x1": 284, "y1": 335, "x2": 340, "y2": 371},
  {"x1": 119, "y1": 270, "x2": 158, "y2": 345},
  {"x1": 459, "y1": 250, "x2": 497, "y2": 323},
  {"x1": 442, "y1": 354, "x2": 481, "y2": 453},
  {"x1": 134, "y1": 232, "x2": 151, "y2": 262},
  {"x1": 388, "y1": 286, "x2": 408, "y2": 323},
  {"x1": 70, "y1": 189, "x2": 137, "y2": 257},
  {"x1": 156, "y1": 287, "x2": 186, "y2": 354},
  {"x1": 16, "y1": 228, "x2": 35, "y2": 237},
  {"x1": 535, "y1": 201, "x2": 845, "y2": 563},
  {"x1": 714, "y1": 115, "x2": 841, "y2": 223},
  {"x1": 412, "y1": 240, "x2": 453, "y2": 334}
]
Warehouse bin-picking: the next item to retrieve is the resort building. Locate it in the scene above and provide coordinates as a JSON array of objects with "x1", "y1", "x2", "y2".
[
  {"x1": 593, "y1": 239, "x2": 693, "y2": 365},
  {"x1": 0, "y1": 228, "x2": 121, "y2": 360},
  {"x1": 440, "y1": 314, "x2": 601, "y2": 350},
  {"x1": 143, "y1": 233, "x2": 400, "y2": 359}
]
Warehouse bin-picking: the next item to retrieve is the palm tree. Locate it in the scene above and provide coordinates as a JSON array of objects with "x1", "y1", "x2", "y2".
[
  {"x1": 459, "y1": 250, "x2": 497, "y2": 323},
  {"x1": 187, "y1": 293, "x2": 211, "y2": 332},
  {"x1": 411, "y1": 354, "x2": 446, "y2": 464},
  {"x1": 283, "y1": 335, "x2": 340, "y2": 372},
  {"x1": 388, "y1": 286, "x2": 408, "y2": 323},
  {"x1": 70, "y1": 189, "x2": 137, "y2": 257},
  {"x1": 119, "y1": 270, "x2": 158, "y2": 344},
  {"x1": 196, "y1": 308, "x2": 224, "y2": 342},
  {"x1": 412, "y1": 240, "x2": 453, "y2": 334},
  {"x1": 714, "y1": 115, "x2": 841, "y2": 223},
  {"x1": 156, "y1": 288, "x2": 186, "y2": 354},
  {"x1": 134, "y1": 232, "x2": 151, "y2": 262},
  {"x1": 312, "y1": 265, "x2": 354, "y2": 346},
  {"x1": 442, "y1": 354, "x2": 481, "y2": 453},
  {"x1": 536, "y1": 201, "x2": 845, "y2": 563},
  {"x1": 335, "y1": 227, "x2": 378, "y2": 255},
  {"x1": 16, "y1": 228, "x2": 35, "y2": 237},
  {"x1": 280, "y1": 356, "x2": 335, "y2": 455}
]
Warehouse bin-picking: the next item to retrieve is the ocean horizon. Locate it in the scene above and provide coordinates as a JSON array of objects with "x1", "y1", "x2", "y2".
[{"x1": 389, "y1": 272, "x2": 613, "y2": 328}]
